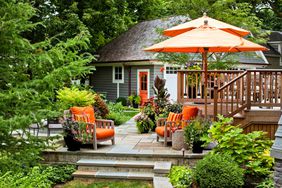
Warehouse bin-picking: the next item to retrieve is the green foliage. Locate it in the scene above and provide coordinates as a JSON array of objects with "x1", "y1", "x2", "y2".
[
  {"x1": 106, "y1": 102, "x2": 138, "y2": 125},
  {"x1": 0, "y1": 165, "x2": 76, "y2": 188},
  {"x1": 168, "y1": 166, "x2": 193, "y2": 188},
  {"x1": 57, "y1": 87, "x2": 95, "y2": 109},
  {"x1": 128, "y1": 93, "x2": 141, "y2": 106},
  {"x1": 163, "y1": 103, "x2": 183, "y2": 116},
  {"x1": 42, "y1": 164, "x2": 76, "y2": 184},
  {"x1": 184, "y1": 117, "x2": 210, "y2": 147},
  {"x1": 134, "y1": 113, "x2": 154, "y2": 133},
  {"x1": 202, "y1": 115, "x2": 274, "y2": 177},
  {"x1": 194, "y1": 154, "x2": 244, "y2": 188},
  {"x1": 256, "y1": 175, "x2": 274, "y2": 188},
  {"x1": 116, "y1": 97, "x2": 127, "y2": 106},
  {"x1": 93, "y1": 93, "x2": 109, "y2": 118}
]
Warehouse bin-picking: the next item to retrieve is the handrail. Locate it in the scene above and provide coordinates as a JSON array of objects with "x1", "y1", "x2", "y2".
[{"x1": 218, "y1": 71, "x2": 247, "y2": 92}]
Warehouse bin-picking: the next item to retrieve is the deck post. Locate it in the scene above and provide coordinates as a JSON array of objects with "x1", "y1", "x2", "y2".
[
  {"x1": 270, "y1": 115, "x2": 282, "y2": 187},
  {"x1": 246, "y1": 71, "x2": 251, "y2": 110},
  {"x1": 213, "y1": 86, "x2": 218, "y2": 121},
  {"x1": 177, "y1": 72, "x2": 183, "y2": 103}
]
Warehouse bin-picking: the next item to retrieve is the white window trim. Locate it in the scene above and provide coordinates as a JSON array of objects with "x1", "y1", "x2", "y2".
[
  {"x1": 112, "y1": 65, "x2": 124, "y2": 83},
  {"x1": 137, "y1": 69, "x2": 150, "y2": 98}
]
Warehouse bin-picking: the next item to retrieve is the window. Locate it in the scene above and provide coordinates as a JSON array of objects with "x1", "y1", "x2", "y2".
[
  {"x1": 166, "y1": 66, "x2": 180, "y2": 74},
  {"x1": 112, "y1": 66, "x2": 124, "y2": 83}
]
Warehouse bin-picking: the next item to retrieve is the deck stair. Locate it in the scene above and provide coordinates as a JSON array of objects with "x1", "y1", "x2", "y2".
[{"x1": 72, "y1": 158, "x2": 173, "y2": 187}]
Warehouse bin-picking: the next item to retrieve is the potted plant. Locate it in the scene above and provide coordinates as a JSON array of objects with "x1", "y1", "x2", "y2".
[
  {"x1": 134, "y1": 113, "x2": 154, "y2": 133},
  {"x1": 57, "y1": 87, "x2": 95, "y2": 150},
  {"x1": 62, "y1": 118, "x2": 82, "y2": 151},
  {"x1": 128, "y1": 92, "x2": 141, "y2": 108},
  {"x1": 184, "y1": 117, "x2": 211, "y2": 153}
]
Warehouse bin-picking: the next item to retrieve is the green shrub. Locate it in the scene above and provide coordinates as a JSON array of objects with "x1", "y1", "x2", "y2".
[
  {"x1": 163, "y1": 103, "x2": 183, "y2": 117},
  {"x1": 184, "y1": 117, "x2": 210, "y2": 148},
  {"x1": 93, "y1": 93, "x2": 109, "y2": 118},
  {"x1": 168, "y1": 166, "x2": 193, "y2": 188},
  {"x1": 194, "y1": 154, "x2": 244, "y2": 188},
  {"x1": 106, "y1": 112, "x2": 128, "y2": 125},
  {"x1": 202, "y1": 115, "x2": 274, "y2": 177},
  {"x1": 57, "y1": 87, "x2": 95, "y2": 110},
  {"x1": 116, "y1": 97, "x2": 127, "y2": 106},
  {"x1": 0, "y1": 164, "x2": 76, "y2": 188},
  {"x1": 256, "y1": 176, "x2": 274, "y2": 188},
  {"x1": 43, "y1": 164, "x2": 76, "y2": 184}
]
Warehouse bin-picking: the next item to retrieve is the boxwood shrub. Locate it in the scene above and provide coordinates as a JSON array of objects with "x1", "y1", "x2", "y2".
[{"x1": 194, "y1": 154, "x2": 244, "y2": 188}]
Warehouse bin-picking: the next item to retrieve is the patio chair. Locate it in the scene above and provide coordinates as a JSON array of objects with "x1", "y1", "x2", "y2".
[
  {"x1": 64, "y1": 106, "x2": 115, "y2": 150},
  {"x1": 156, "y1": 106, "x2": 200, "y2": 146}
]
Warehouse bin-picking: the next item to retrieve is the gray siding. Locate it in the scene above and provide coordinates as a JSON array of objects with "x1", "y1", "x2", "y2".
[
  {"x1": 90, "y1": 64, "x2": 164, "y2": 101},
  {"x1": 90, "y1": 66, "x2": 117, "y2": 101},
  {"x1": 265, "y1": 56, "x2": 281, "y2": 69},
  {"x1": 119, "y1": 66, "x2": 129, "y2": 98}
]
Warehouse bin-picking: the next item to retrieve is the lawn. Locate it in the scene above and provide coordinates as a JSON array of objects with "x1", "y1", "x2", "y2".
[{"x1": 59, "y1": 180, "x2": 152, "y2": 188}]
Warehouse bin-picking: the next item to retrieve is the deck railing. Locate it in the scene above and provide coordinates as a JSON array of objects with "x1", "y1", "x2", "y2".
[
  {"x1": 177, "y1": 70, "x2": 282, "y2": 117},
  {"x1": 177, "y1": 70, "x2": 244, "y2": 103}
]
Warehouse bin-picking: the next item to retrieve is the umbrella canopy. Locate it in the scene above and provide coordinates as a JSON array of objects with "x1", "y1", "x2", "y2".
[
  {"x1": 163, "y1": 14, "x2": 250, "y2": 37},
  {"x1": 145, "y1": 22, "x2": 267, "y2": 118},
  {"x1": 145, "y1": 25, "x2": 267, "y2": 53}
]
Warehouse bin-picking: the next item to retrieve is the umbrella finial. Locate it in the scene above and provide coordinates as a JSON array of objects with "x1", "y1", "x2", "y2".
[
  {"x1": 204, "y1": 20, "x2": 208, "y2": 25},
  {"x1": 203, "y1": 12, "x2": 207, "y2": 17}
]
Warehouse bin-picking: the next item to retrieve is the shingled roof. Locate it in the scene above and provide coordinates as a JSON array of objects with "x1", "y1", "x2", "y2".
[
  {"x1": 97, "y1": 16, "x2": 268, "y2": 65},
  {"x1": 97, "y1": 16, "x2": 188, "y2": 62}
]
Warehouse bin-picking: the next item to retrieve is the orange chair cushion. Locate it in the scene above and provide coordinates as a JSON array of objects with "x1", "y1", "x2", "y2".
[
  {"x1": 70, "y1": 106, "x2": 96, "y2": 123},
  {"x1": 167, "y1": 112, "x2": 183, "y2": 122},
  {"x1": 96, "y1": 128, "x2": 115, "y2": 140},
  {"x1": 156, "y1": 126, "x2": 171, "y2": 137},
  {"x1": 182, "y1": 106, "x2": 198, "y2": 121}
]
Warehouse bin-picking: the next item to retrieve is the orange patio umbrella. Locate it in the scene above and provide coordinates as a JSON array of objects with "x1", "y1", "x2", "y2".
[
  {"x1": 144, "y1": 21, "x2": 267, "y2": 118},
  {"x1": 164, "y1": 13, "x2": 250, "y2": 37}
]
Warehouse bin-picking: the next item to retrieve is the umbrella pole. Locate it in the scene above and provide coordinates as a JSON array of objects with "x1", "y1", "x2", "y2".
[{"x1": 203, "y1": 50, "x2": 208, "y2": 119}]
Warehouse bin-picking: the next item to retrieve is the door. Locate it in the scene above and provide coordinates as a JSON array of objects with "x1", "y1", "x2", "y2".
[{"x1": 139, "y1": 71, "x2": 148, "y2": 105}]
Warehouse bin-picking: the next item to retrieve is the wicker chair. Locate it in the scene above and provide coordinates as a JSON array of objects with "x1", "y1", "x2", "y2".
[{"x1": 64, "y1": 108, "x2": 115, "y2": 150}]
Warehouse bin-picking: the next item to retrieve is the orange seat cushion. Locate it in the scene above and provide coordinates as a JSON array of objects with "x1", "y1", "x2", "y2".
[
  {"x1": 156, "y1": 126, "x2": 178, "y2": 137},
  {"x1": 96, "y1": 128, "x2": 115, "y2": 140},
  {"x1": 167, "y1": 112, "x2": 183, "y2": 122},
  {"x1": 155, "y1": 126, "x2": 171, "y2": 137},
  {"x1": 70, "y1": 106, "x2": 96, "y2": 123},
  {"x1": 182, "y1": 106, "x2": 198, "y2": 121}
]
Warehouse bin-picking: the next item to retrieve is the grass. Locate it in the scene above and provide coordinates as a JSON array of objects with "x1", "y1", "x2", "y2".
[{"x1": 60, "y1": 180, "x2": 152, "y2": 188}]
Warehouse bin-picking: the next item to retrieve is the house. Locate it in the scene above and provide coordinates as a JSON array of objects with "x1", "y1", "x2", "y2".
[
  {"x1": 89, "y1": 16, "x2": 269, "y2": 102},
  {"x1": 264, "y1": 31, "x2": 282, "y2": 69}
]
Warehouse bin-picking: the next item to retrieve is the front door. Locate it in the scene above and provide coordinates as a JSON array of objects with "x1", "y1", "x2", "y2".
[{"x1": 139, "y1": 71, "x2": 148, "y2": 105}]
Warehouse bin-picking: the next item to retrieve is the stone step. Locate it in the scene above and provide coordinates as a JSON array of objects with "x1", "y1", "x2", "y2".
[
  {"x1": 77, "y1": 158, "x2": 155, "y2": 168},
  {"x1": 153, "y1": 177, "x2": 173, "y2": 188},
  {"x1": 77, "y1": 159, "x2": 171, "y2": 174},
  {"x1": 72, "y1": 170, "x2": 154, "y2": 181}
]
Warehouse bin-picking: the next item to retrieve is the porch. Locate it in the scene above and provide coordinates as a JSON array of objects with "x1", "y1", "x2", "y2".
[{"x1": 177, "y1": 69, "x2": 282, "y2": 139}]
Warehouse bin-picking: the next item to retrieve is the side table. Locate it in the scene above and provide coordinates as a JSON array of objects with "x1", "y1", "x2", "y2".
[{"x1": 172, "y1": 129, "x2": 188, "y2": 150}]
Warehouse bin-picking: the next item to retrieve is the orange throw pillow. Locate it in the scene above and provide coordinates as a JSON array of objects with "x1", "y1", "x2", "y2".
[
  {"x1": 70, "y1": 106, "x2": 96, "y2": 123},
  {"x1": 182, "y1": 106, "x2": 198, "y2": 121},
  {"x1": 167, "y1": 112, "x2": 183, "y2": 122}
]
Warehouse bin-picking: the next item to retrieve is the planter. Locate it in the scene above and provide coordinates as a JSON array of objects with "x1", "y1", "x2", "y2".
[
  {"x1": 64, "y1": 135, "x2": 81, "y2": 151},
  {"x1": 192, "y1": 140, "x2": 205, "y2": 153},
  {"x1": 133, "y1": 102, "x2": 139, "y2": 108}
]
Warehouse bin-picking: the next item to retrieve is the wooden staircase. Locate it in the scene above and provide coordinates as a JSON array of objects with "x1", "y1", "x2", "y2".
[{"x1": 72, "y1": 158, "x2": 173, "y2": 188}]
